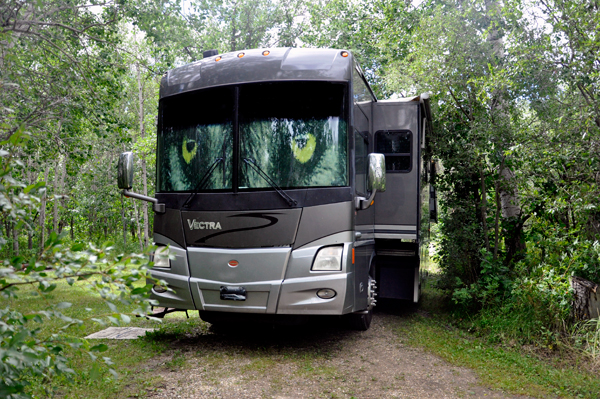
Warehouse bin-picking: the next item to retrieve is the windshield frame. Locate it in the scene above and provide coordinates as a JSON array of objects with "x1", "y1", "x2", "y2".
[{"x1": 156, "y1": 81, "x2": 350, "y2": 194}]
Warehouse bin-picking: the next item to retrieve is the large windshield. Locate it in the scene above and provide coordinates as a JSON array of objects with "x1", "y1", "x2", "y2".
[
  {"x1": 239, "y1": 82, "x2": 347, "y2": 189},
  {"x1": 157, "y1": 81, "x2": 347, "y2": 192},
  {"x1": 158, "y1": 86, "x2": 234, "y2": 192}
]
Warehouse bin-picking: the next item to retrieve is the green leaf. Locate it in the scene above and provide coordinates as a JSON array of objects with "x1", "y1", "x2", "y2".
[
  {"x1": 89, "y1": 362, "x2": 102, "y2": 381},
  {"x1": 90, "y1": 344, "x2": 109, "y2": 352}
]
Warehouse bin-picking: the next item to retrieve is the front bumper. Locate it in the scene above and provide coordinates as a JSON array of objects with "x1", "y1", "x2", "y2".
[{"x1": 150, "y1": 234, "x2": 355, "y2": 315}]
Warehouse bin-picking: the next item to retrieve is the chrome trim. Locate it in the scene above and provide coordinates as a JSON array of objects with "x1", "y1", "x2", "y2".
[
  {"x1": 374, "y1": 224, "x2": 417, "y2": 230},
  {"x1": 353, "y1": 239, "x2": 375, "y2": 247},
  {"x1": 374, "y1": 233, "x2": 417, "y2": 240}
]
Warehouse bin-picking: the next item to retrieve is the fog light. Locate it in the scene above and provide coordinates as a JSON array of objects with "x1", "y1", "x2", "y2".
[
  {"x1": 316, "y1": 288, "x2": 336, "y2": 299},
  {"x1": 153, "y1": 284, "x2": 167, "y2": 293}
]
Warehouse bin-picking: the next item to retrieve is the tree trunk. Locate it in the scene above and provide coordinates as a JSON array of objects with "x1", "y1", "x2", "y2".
[
  {"x1": 121, "y1": 195, "x2": 127, "y2": 247},
  {"x1": 572, "y1": 276, "x2": 600, "y2": 320},
  {"x1": 11, "y1": 221, "x2": 18, "y2": 256},
  {"x1": 136, "y1": 63, "x2": 150, "y2": 248},
  {"x1": 499, "y1": 166, "x2": 525, "y2": 264},
  {"x1": 494, "y1": 178, "x2": 501, "y2": 260},
  {"x1": 39, "y1": 167, "x2": 50, "y2": 251},
  {"x1": 133, "y1": 199, "x2": 143, "y2": 252},
  {"x1": 480, "y1": 164, "x2": 490, "y2": 252},
  {"x1": 52, "y1": 157, "x2": 66, "y2": 233}
]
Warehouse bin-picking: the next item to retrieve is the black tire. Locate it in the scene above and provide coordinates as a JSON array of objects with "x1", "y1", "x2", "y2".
[
  {"x1": 347, "y1": 263, "x2": 377, "y2": 331},
  {"x1": 347, "y1": 308, "x2": 373, "y2": 331}
]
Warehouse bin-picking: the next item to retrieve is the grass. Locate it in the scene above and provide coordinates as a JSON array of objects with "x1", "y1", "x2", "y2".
[
  {"x1": 396, "y1": 279, "x2": 600, "y2": 399},
  {"x1": 4, "y1": 279, "x2": 200, "y2": 398},
  {"x1": 6, "y1": 271, "x2": 600, "y2": 398}
]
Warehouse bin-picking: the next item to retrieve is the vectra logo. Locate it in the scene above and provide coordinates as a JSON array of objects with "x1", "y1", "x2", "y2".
[{"x1": 187, "y1": 219, "x2": 222, "y2": 230}]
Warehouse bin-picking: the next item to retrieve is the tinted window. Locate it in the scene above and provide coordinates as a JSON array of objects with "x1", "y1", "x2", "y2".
[
  {"x1": 376, "y1": 131, "x2": 412, "y2": 172},
  {"x1": 239, "y1": 82, "x2": 348, "y2": 189},
  {"x1": 157, "y1": 87, "x2": 234, "y2": 192}
]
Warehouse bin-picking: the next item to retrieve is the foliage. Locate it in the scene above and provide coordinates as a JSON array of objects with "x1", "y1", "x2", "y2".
[
  {"x1": 0, "y1": 133, "x2": 160, "y2": 398},
  {"x1": 402, "y1": 287, "x2": 600, "y2": 398}
]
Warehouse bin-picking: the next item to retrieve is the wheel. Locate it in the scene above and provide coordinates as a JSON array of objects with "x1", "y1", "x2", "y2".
[
  {"x1": 348, "y1": 268, "x2": 377, "y2": 331},
  {"x1": 348, "y1": 307, "x2": 373, "y2": 331}
]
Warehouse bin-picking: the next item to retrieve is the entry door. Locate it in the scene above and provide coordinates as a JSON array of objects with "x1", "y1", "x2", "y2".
[{"x1": 353, "y1": 102, "x2": 374, "y2": 311}]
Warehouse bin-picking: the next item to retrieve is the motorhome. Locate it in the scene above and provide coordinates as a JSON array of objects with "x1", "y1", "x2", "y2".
[{"x1": 117, "y1": 48, "x2": 436, "y2": 330}]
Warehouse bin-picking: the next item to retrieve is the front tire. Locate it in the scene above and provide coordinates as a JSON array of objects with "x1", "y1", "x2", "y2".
[
  {"x1": 348, "y1": 307, "x2": 373, "y2": 331},
  {"x1": 348, "y1": 268, "x2": 377, "y2": 331}
]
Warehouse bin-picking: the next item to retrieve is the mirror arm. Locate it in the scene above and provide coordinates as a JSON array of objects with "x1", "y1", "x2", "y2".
[
  {"x1": 355, "y1": 189, "x2": 378, "y2": 210},
  {"x1": 122, "y1": 190, "x2": 165, "y2": 214}
]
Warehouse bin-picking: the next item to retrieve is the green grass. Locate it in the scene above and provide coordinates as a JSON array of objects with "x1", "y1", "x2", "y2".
[
  {"x1": 397, "y1": 283, "x2": 600, "y2": 399},
  {"x1": 4, "y1": 280, "x2": 202, "y2": 398},
  {"x1": 6, "y1": 272, "x2": 600, "y2": 398}
]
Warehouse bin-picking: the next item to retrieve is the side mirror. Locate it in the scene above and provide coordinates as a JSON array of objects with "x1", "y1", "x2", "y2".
[
  {"x1": 117, "y1": 152, "x2": 134, "y2": 190},
  {"x1": 368, "y1": 153, "x2": 386, "y2": 193},
  {"x1": 356, "y1": 153, "x2": 386, "y2": 210}
]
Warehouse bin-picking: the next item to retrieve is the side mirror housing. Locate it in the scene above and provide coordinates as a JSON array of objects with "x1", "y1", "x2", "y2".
[
  {"x1": 356, "y1": 153, "x2": 386, "y2": 210},
  {"x1": 118, "y1": 152, "x2": 134, "y2": 190},
  {"x1": 368, "y1": 153, "x2": 386, "y2": 193}
]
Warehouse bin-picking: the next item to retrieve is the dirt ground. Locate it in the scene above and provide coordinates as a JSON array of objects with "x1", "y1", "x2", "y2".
[{"x1": 141, "y1": 306, "x2": 533, "y2": 399}]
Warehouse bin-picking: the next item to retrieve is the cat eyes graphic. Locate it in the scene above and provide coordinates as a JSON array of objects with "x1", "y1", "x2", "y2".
[{"x1": 182, "y1": 139, "x2": 197, "y2": 164}]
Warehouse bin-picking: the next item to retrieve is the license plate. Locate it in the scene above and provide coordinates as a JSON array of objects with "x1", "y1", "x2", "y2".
[{"x1": 220, "y1": 286, "x2": 247, "y2": 301}]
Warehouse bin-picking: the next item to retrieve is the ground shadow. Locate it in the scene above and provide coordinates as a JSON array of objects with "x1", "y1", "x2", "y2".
[{"x1": 143, "y1": 300, "x2": 420, "y2": 360}]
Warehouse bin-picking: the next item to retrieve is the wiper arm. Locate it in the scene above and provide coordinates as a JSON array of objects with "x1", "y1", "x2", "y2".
[
  {"x1": 182, "y1": 157, "x2": 223, "y2": 208},
  {"x1": 242, "y1": 158, "x2": 298, "y2": 207}
]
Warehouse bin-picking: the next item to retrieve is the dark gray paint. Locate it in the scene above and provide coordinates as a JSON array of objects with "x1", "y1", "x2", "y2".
[
  {"x1": 160, "y1": 48, "x2": 353, "y2": 99},
  {"x1": 293, "y1": 201, "x2": 353, "y2": 249},
  {"x1": 372, "y1": 101, "x2": 421, "y2": 229},
  {"x1": 182, "y1": 209, "x2": 301, "y2": 248},
  {"x1": 154, "y1": 208, "x2": 186, "y2": 248}
]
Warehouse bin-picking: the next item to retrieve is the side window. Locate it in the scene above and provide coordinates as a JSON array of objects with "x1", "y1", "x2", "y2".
[
  {"x1": 353, "y1": 69, "x2": 375, "y2": 103},
  {"x1": 376, "y1": 130, "x2": 412, "y2": 172},
  {"x1": 353, "y1": 64, "x2": 373, "y2": 195},
  {"x1": 355, "y1": 131, "x2": 368, "y2": 195}
]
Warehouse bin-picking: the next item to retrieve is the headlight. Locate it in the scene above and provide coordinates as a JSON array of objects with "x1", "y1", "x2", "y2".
[
  {"x1": 152, "y1": 246, "x2": 170, "y2": 268},
  {"x1": 311, "y1": 246, "x2": 343, "y2": 271}
]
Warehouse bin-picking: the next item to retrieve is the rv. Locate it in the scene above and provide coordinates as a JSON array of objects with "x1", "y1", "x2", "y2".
[{"x1": 117, "y1": 48, "x2": 436, "y2": 330}]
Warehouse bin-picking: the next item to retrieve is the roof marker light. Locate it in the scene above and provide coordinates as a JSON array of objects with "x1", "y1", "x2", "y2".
[
  {"x1": 341, "y1": 51, "x2": 349, "y2": 57},
  {"x1": 237, "y1": 52, "x2": 245, "y2": 58},
  {"x1": 215, "y1": 56, "x2": 222, "y2": 62},
  {"x1": 262, "y1": 50, "x2": 270, "y2": 56}
]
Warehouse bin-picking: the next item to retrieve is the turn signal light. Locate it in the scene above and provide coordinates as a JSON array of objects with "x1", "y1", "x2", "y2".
[
  {"x1": 215, "y1": 56, "x2": 222, "y2": 62},
  {"x1": 341, "y1": 51, "x2": 349, "y2": 57},
  {"x1": 237, "y1": 52, "x2": 245, "y2": 58},
  {"x1": 262, "y1": 50, "x2": 270, "y2": 56}
]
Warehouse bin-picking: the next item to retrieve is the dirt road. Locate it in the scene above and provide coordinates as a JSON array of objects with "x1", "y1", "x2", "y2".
[{"x1": 143, "y1": 307, "x2": 531, "y2": 399}]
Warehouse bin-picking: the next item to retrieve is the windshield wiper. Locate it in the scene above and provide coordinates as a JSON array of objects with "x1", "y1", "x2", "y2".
[
  {"x1": 182, "y1": 157, "x2": 223, "y2": 208},
  {"x1": 242, "y1": 157, "x2": 298, "y2": 207}
]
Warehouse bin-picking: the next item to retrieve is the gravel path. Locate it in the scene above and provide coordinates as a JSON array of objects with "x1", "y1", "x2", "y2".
[{"x1": 142, "y1": 309, "x2": 532, "y2": 399}]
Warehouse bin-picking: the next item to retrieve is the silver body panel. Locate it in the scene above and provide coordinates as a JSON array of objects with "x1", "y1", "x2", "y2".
[
  {"x1": 150, "y1": 209, "x2": 359, "y2": 315},
  {"x1": 188, "y1": 247, "x2": 290, "y2": 313},
  {"x1": 151, "y1": 233, "x2": 196, "y2": 310}
]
